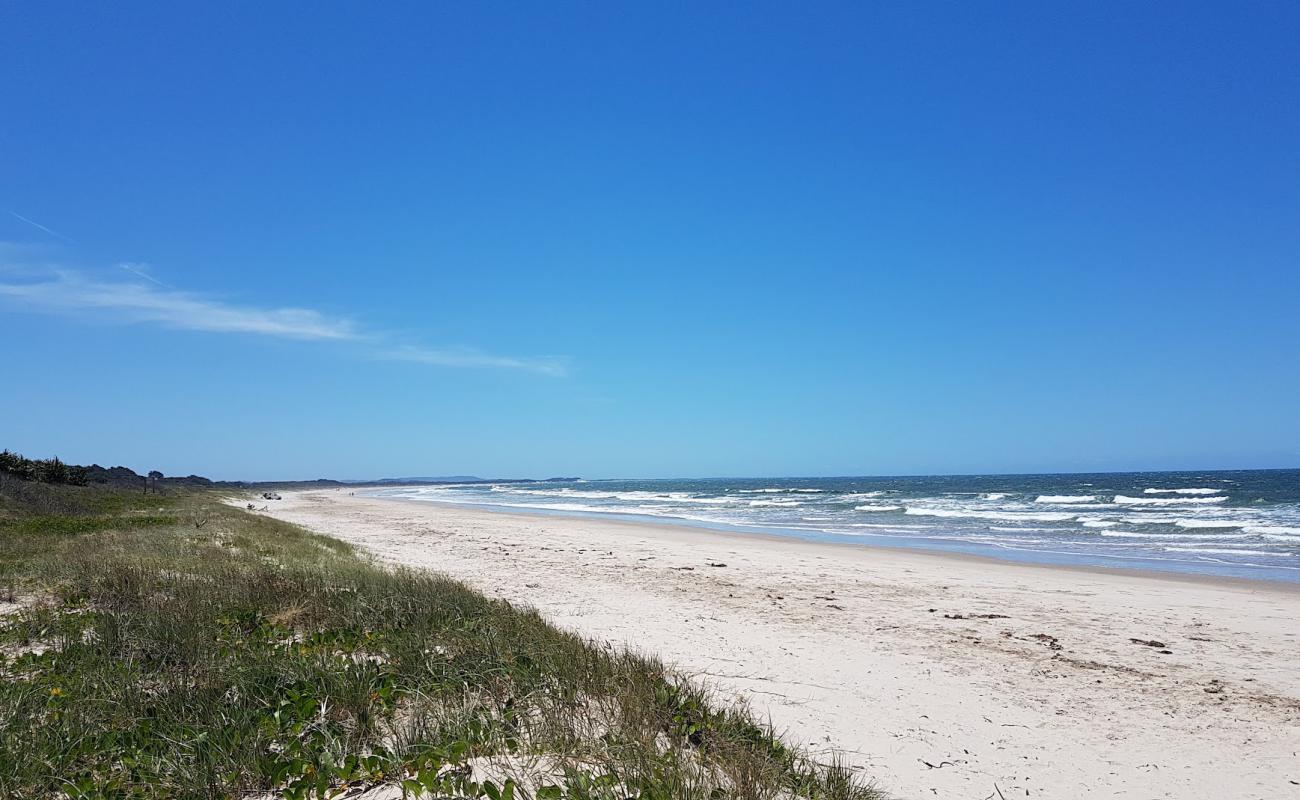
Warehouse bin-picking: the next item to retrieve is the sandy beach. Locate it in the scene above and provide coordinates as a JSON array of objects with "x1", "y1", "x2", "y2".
[{"x1": 245, "y1": 489, "x2": 1300, "y2": 799}]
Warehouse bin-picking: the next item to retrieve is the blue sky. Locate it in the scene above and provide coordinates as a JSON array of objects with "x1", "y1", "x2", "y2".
[{"x1": 2, "y1": 2, "x2": 1298, "y2": 480}]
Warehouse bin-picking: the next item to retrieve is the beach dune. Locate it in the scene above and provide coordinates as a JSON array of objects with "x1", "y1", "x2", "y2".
[{"x1": 249, "y1": 490, "x2": 1300, "y2": 799}]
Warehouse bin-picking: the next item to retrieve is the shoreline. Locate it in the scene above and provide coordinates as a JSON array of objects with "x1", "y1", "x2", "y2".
[
  {"x1": 246, "y1": 488, "x2": 1300, "y2": 800},
  {"x1": 370, "y1": 492, "x2": 1300, "y2": 593}
]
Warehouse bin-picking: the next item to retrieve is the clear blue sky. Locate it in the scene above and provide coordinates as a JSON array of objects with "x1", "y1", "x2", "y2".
[{"x1": 2, "y1": 2, "x2": 1298, "y2": 480}]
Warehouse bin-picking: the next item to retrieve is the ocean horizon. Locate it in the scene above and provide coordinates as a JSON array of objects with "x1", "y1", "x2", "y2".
[{"x1": 370, "y1": 468, "x2": 1300, "y2": 583}]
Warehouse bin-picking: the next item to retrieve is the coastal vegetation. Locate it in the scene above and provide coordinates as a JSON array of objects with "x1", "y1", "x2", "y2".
[
  {"x1": 0, "y1": 468, "x2": 878, "y2": 799},
  {"x1": 0, "y1": 450, "x2": 88, "y2": 486}
]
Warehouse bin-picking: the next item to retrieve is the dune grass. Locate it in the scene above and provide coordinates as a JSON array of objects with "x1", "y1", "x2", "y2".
[{"x1": 0, "y1": 480, "x2": 880, "y2": 800}]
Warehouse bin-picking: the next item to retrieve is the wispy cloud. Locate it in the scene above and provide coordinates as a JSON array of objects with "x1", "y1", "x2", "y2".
[
  {"x1": 0, "y1": 270, "x2": 358, "y2": 340},
  {"x1": 9, "y1": 211, "x2": 73, "y2": 243},
  {"x1": 385, "y1": 345, "x2": 569, "y2": 377},
  {"x1": 119, "y1": 262, "x2": 168, "y2": 287},
  {"x1": 0, "y1": 268, "x2": 567, "y2": 375}
]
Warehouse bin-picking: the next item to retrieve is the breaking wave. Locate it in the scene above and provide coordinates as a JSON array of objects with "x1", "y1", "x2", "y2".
[
  {"x1": 1035, "y1": 495, "x2": 1097, "y2": 504},
  {"x1": 1114, "y1": 495, "x2": 1228, "y2": 506},
  {"x1": 372, "y1": 471, "x2": 1300, "y2": 580}
]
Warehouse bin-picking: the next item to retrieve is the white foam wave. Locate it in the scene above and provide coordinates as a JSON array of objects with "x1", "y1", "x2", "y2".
[
  {"x1": 903, "y1": 508, "x2": 1076, "y2": 522},
  {"x1": 988, "y1": 526, "x2": 1072, "y2": 533},
  {"x1": 1118, "y1": 514, "x2": 1182, "y2": 525},
  {"x1": 1113, "y1": 495, "x2": 1228, "y2": 506},
  {"x1": 490, "y1": 487, "x2": 742, "y2": 505},
  {"x1": 1098, "y1": 530, "x2": 1254, "y2": 540},
  {"x1": 1164, "y1": 547, "x2": 1289, "y2": 557},
  {"x1": 1243, "y1": 526, "x2": 1300, "y2": 536},
  {"x1": 1174, "y1": 519, "x2": 1243, "y2": 529},
  {"x1": 394, "y1": 481, "x2": 1297, "y2": 570},
  {"x1": 483, "y1": 501, "x2": 620, "y2": 514},
  {"x1": 967, "y1": 536, "x2": 1055, "y2": 546}
]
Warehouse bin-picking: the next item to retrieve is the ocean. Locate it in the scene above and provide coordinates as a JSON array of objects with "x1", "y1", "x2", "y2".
[{"x1": 367, "y1": 469, "x2": 1300, "y2": 582}]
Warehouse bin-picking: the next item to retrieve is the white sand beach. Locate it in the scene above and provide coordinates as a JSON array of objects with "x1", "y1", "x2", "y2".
[{"x1": 245, "y1": 489, "x2": 1300, "y2": 799}]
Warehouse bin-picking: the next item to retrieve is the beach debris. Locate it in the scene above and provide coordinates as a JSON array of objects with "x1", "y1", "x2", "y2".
[
  {"x1": 827, "y1": 604, "x2": 845, "y2": 610},
  {"x1": 945, "y1": 613, "x2": 1009, "y2": 620},
  {"x1": 706, "y1": 562, "x2": 727, "y2": 567},
  {"x1": 1204, "y1": 679, "x2": 1225, "y2": 694},
  {"x1": 1030, "y1": 633, "x2": 1062, "y2": 651},
  {"x1": 671, "y1": 566, "x2": 695, "y2": 571},
  {"x1": 1129, "y1": 638, "x2": 1167, "y2": 648}
]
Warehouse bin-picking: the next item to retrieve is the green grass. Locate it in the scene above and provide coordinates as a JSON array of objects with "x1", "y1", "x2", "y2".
[{"x1": 0, "y1": 481, "x2": 881, "y2": 800}]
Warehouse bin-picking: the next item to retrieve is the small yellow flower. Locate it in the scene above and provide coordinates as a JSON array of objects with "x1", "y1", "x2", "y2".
[{"x1": 49, "y1": 687, "x2": 63, "y2": 697}]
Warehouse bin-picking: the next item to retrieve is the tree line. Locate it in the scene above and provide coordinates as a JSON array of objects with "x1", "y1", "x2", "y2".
[{"x1": 0, "y1": 450, "x2": 90, "y2": 486}]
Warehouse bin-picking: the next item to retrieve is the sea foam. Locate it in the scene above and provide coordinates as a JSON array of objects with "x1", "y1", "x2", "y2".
[
  {"x1": 1035, "y1": 495, "x2": 1097, "y2": 504},
  {"x1": 1114, "y1": 495, "x2": 1228, "y2": 506},
  {"x1": 379, "y1": 471, "x2": 1299, "y2": 579},
  {"x1": 904, "y1": 508, "x2": 1076, "y2": 522}
]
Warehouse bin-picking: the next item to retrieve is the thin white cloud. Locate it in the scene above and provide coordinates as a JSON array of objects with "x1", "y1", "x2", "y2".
[
  {"x1": 119, "y1": 262, "x2": 168, "y2": 287},
  {"x1": 386, "y1": 345, "x2": 569, "y2": 377},
  {"x1": 0, "y1": 270, "x2": 357, "y2": 340},
  {"x1": 9, "y1": 211, "x2": 73, "y2": 242},
  {"x1": 0, "y1": 268, "x2": 567, "y2": 375}
]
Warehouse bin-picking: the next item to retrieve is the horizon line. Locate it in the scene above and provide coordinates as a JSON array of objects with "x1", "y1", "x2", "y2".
[{"x1": 231, "y1": 464, "x2": 1300, "y2": 485}]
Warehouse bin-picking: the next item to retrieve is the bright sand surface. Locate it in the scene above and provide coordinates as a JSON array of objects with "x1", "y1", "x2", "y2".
[{"x1": 242, "y1": 489, "x2": 1300, "y2": 799}]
